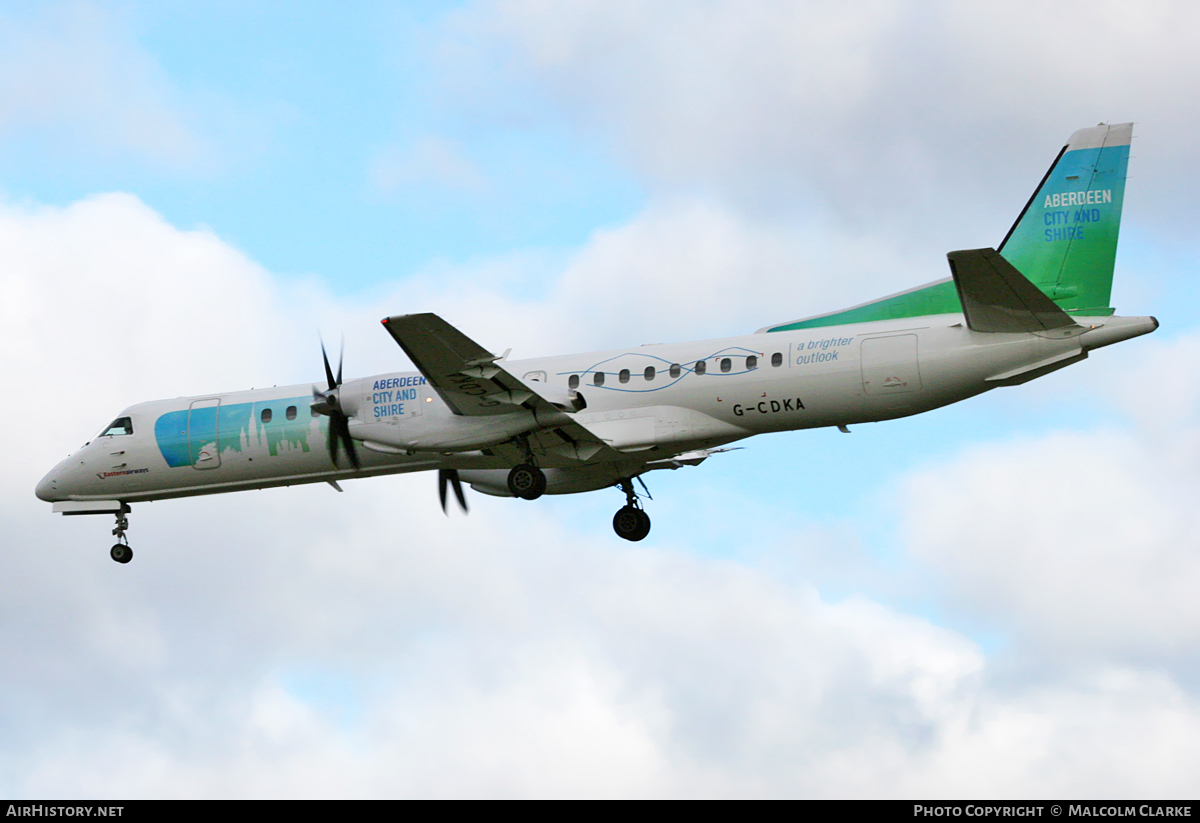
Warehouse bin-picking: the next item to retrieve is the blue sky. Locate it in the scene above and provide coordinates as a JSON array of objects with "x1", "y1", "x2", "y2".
[
  {"x1": 4, "y1": 0, "x2": 1200, "y2": 798},
  {"x1": 1, "y1": 1, "x2": 644, "y2": 287}
]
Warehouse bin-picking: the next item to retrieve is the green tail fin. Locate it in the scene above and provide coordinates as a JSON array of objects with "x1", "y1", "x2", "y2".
[
  {"x1": 759, "y1": 123, "x2": 1132, "y2": 334},
  {"x1": 997, "y1": 123, "x2": 1131, "y2": 317}
]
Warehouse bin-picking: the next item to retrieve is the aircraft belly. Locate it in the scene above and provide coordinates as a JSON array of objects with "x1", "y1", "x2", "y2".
[
  {"x1": 356, "y1": 411, "x2": 537, "y2": 452},
  {"x1": 576, "y1": 405, "x2": 751, "y2": 452}
]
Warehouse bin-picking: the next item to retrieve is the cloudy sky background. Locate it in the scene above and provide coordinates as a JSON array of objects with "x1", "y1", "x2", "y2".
[{"x1": 4, "y1": 0, "x2": 1200, "y2": 797}]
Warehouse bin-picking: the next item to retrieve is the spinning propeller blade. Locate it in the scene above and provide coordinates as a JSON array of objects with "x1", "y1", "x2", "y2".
[
  {"x1": 312, "y1": 337, "x2": 360, "y2": 471},
  {"x1": 321, "y1": 340, "x2": 337, "y2": 393},
  {"x1": 328, "y1": 413, "x2": 360, "y2": 471},
  {"x1": 438, "y1": 469, "x2": 468, "y2": 514}
]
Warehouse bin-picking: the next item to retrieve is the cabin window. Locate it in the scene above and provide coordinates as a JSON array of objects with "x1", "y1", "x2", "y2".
[
  {"x1": 720, "y1": 358, "x2": 732, "y2": 373},
  {"x1": 286, "y1": 406, "x2": 297, "y2": 421},
  {"x1": 102, "y1": 417, "x2": 133, "y2": 437},
  {"x1": 746, "y1": 355, "x2": 758, "y2": 370},
  {"x1": 695, "y1": 360, "x2": 707, "y2": 375},
  {"x1": 644, "y1": 366, "x2": 655, "y2": 381},
  {"x1": 669, "y1": 363, "x2": 681, "y2": 378},
  {"x1": 261, "y1": 408, "x2": 272, "y2": 424},
  {"x1": 772, "y1": 352, "x2": 783, "y2": 367},
  {"x1": 311, "y1": 407, "x2": 320, "y2": 418},
  {"x1": 619, "y1": 369, "x2": 631, "y2": 384},
  {"x1": 594, "y1": 372, "x2": 605, "y2": 386},
  {"x1": 568, "y1": 374, "x2": 580, "y2": 389}
]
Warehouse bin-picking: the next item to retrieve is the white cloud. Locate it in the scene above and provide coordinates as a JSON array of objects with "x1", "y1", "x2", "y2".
[
  {"x1": 0, "y1": 192, "x2": 301, "y2": 473},
  {"x1": 894, "y1": 669, "x2": 1200, "y2": 797},
  {"x1": 893, "y1": 329, "x2": 1200, "y2": 679},
  {"x1": 904, "y1": 428, "x2": 1200, "y2": 664},
  {"x1": 360, "y1": 197, "x2": 934, "y2": 361},
  {"x1": 444, "y1": 0, "x2": 1200, "y2": 243}
]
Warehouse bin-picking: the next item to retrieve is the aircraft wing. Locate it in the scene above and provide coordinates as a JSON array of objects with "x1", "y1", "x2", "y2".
[{"x1": 381, "y1": 313, "x2": 617, "y2": 462}]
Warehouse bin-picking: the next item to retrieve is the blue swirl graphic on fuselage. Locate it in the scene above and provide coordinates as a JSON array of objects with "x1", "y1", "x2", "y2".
[{"x1": 557, "y1": 346, "x2": 764, "y2": 392}]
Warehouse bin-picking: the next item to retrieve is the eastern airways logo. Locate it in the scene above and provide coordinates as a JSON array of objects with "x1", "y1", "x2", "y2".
[{"x1": 97, "y1": 468, "x2": 149, "y2": 479}]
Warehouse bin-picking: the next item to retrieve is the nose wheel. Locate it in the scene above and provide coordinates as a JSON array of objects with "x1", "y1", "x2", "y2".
[
  {"x1": 612, "y1": 478, "x2": 651, "y2": 542},
  {"x1": 110, "y1": 504, "x2": 132, "y2": 564}
]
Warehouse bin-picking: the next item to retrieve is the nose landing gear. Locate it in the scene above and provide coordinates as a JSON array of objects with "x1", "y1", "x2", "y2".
[
  {"x1": 612, "y1": 478, "x2": 651, "y2": 542},
  {"x1": 110, "y1": 504, "x2": 132, "y2": 564}
]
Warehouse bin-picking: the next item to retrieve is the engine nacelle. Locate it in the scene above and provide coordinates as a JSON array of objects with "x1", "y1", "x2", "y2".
[
  {"x1": 353, "y1": 410, "x2": 538, "y2": 452},
  {"x1": 460, "y1": 464, "x2": 626, "y2": 497}
]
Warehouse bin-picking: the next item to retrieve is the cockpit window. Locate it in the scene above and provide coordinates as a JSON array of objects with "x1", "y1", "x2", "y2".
[{"x1": 101, "y1": 417, "x2": 133, "y2": 437}]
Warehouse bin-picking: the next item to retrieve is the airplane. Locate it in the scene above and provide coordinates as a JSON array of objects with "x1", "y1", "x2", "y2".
[{"x1": 36, "y1": 123, "x2": 1157, "y2": 563}]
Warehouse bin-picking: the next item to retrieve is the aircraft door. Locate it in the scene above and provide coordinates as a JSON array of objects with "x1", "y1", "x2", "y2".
[
  {"x1": 187, "y1": 398, "x2": 222, "y2": 469},
  {"x1": 861, "y1": 335, "x2": 922, "y2": 395}
]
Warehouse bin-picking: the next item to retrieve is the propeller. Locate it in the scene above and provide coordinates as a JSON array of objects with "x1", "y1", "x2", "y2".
[
  {"x1": 311, "y1": 338, "x2": 361, "y2": 471},
  {"x1": 438, "y1": 469, "x2": 468, "y2": 514}
]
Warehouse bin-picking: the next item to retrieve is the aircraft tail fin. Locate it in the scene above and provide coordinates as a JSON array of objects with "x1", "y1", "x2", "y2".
[
  {"x1": 757, "y1": 123, "x2": 1132, "y2": 334},
  {"x1": 997, "y1": 122, "x2": 1132, "y2": 317}
]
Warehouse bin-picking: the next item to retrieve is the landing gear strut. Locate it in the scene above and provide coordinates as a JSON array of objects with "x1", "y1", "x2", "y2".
[
  {"x1": 110, "y1": 504, "x2": 132, "y2": 564},
  {"x1": 612, "y1": 478, "x2": 651, "y2": 542},
  {"x1": 507, "y1": 435, "x2": 547, "y2": 500}
]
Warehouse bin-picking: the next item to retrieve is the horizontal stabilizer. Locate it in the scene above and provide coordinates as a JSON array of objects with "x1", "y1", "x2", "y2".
[{"x1": 947, "y1": 248, "x2": 1077, "y2": 333}]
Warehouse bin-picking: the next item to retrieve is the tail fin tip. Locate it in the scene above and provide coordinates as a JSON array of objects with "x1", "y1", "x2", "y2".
[{"x1": 998, "y1": 122, "x2": 1133, "y2": 317}]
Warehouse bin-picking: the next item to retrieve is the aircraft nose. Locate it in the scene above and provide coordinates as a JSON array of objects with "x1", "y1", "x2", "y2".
[
  {"x1": 35, "y1": 473, "x2": 56, "y2": 502},
  {"x1": 35, "y1": 462, "x2": 68, "y2": 502}
]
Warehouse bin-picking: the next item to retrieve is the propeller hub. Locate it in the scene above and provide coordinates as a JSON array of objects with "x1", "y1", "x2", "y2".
[{"x1": 310, "y1": 390, "x2": 340, "y2": 417}]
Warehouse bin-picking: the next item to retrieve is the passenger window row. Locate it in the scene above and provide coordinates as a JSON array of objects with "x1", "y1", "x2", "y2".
[
  {"x1": 566, "y1": 352, "x2": 784, "y2": 388},
  {"x1": 260, "y1": 405, "x2": 308, "y2": 424}
]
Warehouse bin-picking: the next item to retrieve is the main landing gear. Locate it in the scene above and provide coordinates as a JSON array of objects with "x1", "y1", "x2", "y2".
[
  {"x1": 507, "y1": 463, "x2": 547, "y2": 500},
  {"x1": 110, "y1": 504, "x2": 132, "y2": 564},
  {"x1": 507, "y1": 435, "x2": 547, "y2": 500},
  {"x1": 612, "y1": 478, "x2": 651, "y2": 542}
]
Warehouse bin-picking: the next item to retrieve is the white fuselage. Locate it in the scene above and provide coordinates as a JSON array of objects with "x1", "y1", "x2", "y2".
[{"x1": 35, "y1": 312, "x2": 1156, "y2": 504}]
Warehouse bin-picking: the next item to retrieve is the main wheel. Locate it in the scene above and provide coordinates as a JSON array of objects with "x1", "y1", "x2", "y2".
[
  {"x1": 507, "y1": 463, "x2": 547, "y2": 500},
  {"x1": 612, "y1": 506, "x2": 651, "y2": 542},
  {"x1": 110, "y1": 543, "x2": 133, "y2": 564}
]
